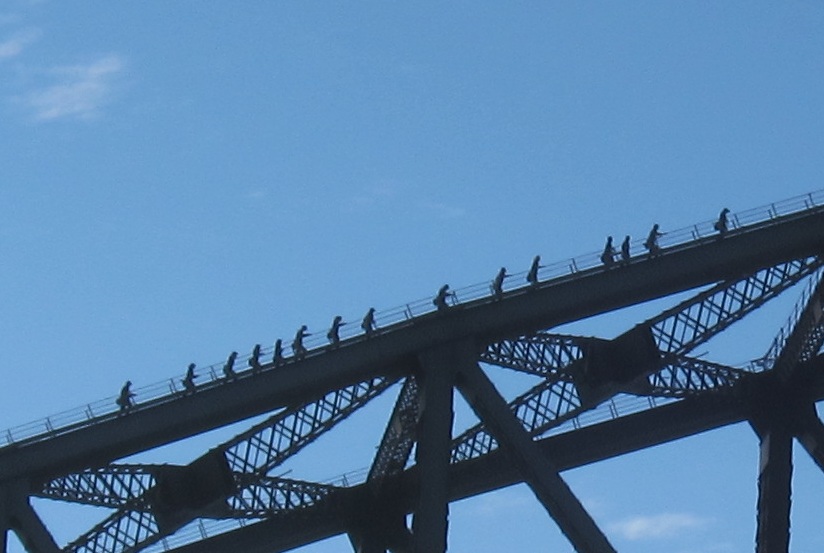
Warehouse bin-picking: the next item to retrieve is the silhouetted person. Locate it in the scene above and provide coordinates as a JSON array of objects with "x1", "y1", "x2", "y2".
[
  {"x1": 248, "y1": 344, "x2": 262, "y2": 372},
  {"x1": 361, "y1": 307, "x2": 376, "y2": 337},
  {"x1": 714, "y1": 208, "x2": 730, "y2": 236},
  {"x1": 492, "y1": 267, "x2": 506, "y2": 299},
  {"x1": 433, "y1": 284, "x2": 452, "y2": 311},
  {"x1": 644, "y1": 224, "x2": 663, "y2": 257},
  {"x1": 182, "y1": 363, "x2": 197, "y2": 394},
  {"x1": 620, "y1": 235, "x2": 631, "y2": 265},
  {"x1": 116, "y1": 381, "x2": 135, "y2": 413},
  {"x1": 601, "y1": 236, "x2": 616, "y2": 267},
  {"x1": 223, "y1": 351, "x2": 238, "y2": 379},
  {"x1": 293, "y1": 325, "x2": 310, "y2": 360},
  {"x1": 327, "y1": 315, "x2": 345, "y2": 348},
  {"x1": 272, "y1": 339, "x2": 284, "y2": 366},
  {"x1": 526, "y1": 255, "x2": 542, "y2": 287}
]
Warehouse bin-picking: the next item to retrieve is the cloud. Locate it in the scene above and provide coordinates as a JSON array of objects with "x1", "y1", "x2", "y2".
[
  {"x1": 26, "y1": 53, "x2": 124, "y2": 121},
  {"x1": 608, "y1": 512, "x2": 710, "y2": 541},
  {"x1": 343, "y1": 182, "x2": 401, "y2": 212},
  {"x1": 467, "y1": 487, "x2": 533, "y2": 517},
  {"x1": 0, "y1": 27, "x2": 40, "y2": 60},
  {"x1": 417, "y1": 199, "x2": 466, "y2": 219},
  {"x1": 245, "y1": 189, "x2": 268, "y2": 199},
  {"x1": 342, "y1": 183, "x2": 466, "y2": 220}
]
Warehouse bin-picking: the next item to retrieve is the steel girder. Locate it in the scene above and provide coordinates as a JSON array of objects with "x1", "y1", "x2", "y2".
[
  {"x1": 767, "y1": 269, "x2": 824, "y2": 377},
  {"x1": 746, "y1": 269, "x2": 824, "y2": 552},
  {"x1": 479, "y1": 334, "x2": 595, "y2": 377},
  {"x1": 645, "y1": 357, "x2": 749, "y2": 397},
  {"x1": 158, "y1": 358, "x2": 824, "y2": 553},
  {"x1": 347, "y1": 377, "x2": 420, "y2": 553},
  {"x1": 42, "y1": 256, "x2": 821, "y2": 553},
  {"x1": 452, "y1": 257, "x2": 821, "y2": 464},
  {"x1": 39, "y1": 468, "x2": 337, "y2": 521},
  {"x1": 226, "y1": 476, "x2": 340, "y2": 518},
  {"x1": 0, "y1": 483, "x2": 60, "y2": 553},
  {"x1": 46, "y1": 377, "x2": 396, "y2": 553},
  {"x1": 455, "y1": 362, "x2": 617, "y2": 553},
  {"x1": 38, "y1": 467, "x2": 155, "y2": 510},
  {"x1": 367, "y1": 377, "x2": 420, "y2": 487},
  {"x1": 4, "y1": 213, "x2": 823, "y2": 553},
  {"x1": 223, "y1": 377, "x2": 395, "y2": 477},
  {"x1": 151, "y1": 379, "x2": 766, "y2": 553}
]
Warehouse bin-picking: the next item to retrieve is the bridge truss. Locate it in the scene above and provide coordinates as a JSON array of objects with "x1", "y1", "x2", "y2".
[{"x1": 2, "y1": 193, "x2": 824, "y2": 552}]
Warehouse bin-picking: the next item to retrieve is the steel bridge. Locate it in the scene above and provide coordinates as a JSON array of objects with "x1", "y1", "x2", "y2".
[{"x1": 2, "y1": 192, "x2": 824, "y2": 553}]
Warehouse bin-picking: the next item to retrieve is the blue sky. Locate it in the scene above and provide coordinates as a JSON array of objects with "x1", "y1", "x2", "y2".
[{"x1": 2, "y1": 1, "x2": 824, "y2": 551}]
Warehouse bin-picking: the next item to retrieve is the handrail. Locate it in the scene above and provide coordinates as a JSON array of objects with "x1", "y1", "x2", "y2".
[
  {"x1": 2, "y1": 189, "x2": 823, "y2": 449},
  {"x1": 141, "y1": 391, "x2": 681, "y2": 553}
]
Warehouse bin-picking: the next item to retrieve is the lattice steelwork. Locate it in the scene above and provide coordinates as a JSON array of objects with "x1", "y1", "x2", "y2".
[
  {"x1": 39, "y1": 466, "x2": 156, "y2": 509},
  {"x1": 650, "y1": 258, "x2": 820, "y2": 355},
  {"x1": 2, "y1": 194, "x2": 823, "y2": 553},
  {"x1": 367, "y1": 376, "x2": 420, "y2": 486},
  {"x1": 66, "y1": 510, "x2": 159, "y2": 553},
  {"x1": 223, "y1": 377, "x2": 395, "y2": 476},
  {"x1": 645, "y1": 357, "x2": 748, "y2": 397},
  {"x1": 480, "y1": 334, "x2": 593, "y2": 377},
  {"x1": 770, "y1": 271, "x2": 824, "y2": 376},
  {"x1": 451, "y1": 376, "x2": 580, "y2": 463},
  {"x1": 451, "y1": 257, "x2": 823, "y2": 464},
  {"x1": 57, "y1": 376, "x2": 396, "y2": 553},
  {"x1": 227, "y1": 476, "x2": 339, "y2": 518},
  {"x1": 763, "y1": 268, "x2": 824, "y2": 371}
]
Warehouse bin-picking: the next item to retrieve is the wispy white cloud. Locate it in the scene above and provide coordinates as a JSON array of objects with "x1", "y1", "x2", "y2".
[
  {"x1": 608, "y1": 512, "x2": 710, "y2": 541},
  {"x1": 0, "y1": 27, "x2": 40, "y2": 60},
  {"x1": 466, "y1": 487, "x2": 533, "y2": 517},
  {"x1": 417, "y1": 199, "x2": 466, "y2": 219},
  {"x1": 25, "y1": 53, "x2": 124, "y2": 121},
  {"x1": 343, "y1": 182, "x2": 401, "y2": 213},
  {"x1": 245, "y1": 189, "x2": 268, "y2": 200},
  {"x1": 343, "y1": 182, "x2": 467, "y2": 220},
  {"x1": 672, "y1": 543, "x2": 736, "y2": 553}
]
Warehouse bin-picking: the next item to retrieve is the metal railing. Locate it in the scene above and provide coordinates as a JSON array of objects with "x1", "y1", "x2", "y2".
[
  {"x1": 2, "y1": 189, "x2": 823, "y2": 449},
  {"x1": 140, "y1": 391, "x2": 679, "y2": 553}
]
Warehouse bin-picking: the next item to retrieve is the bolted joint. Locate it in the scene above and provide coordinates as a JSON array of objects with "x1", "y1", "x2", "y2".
[
  {"x1": 149, "y1": 450, "x2": 234, "y2": 533},
  {"x1": 581, "y1": 325, "x2": 661, "y2": 389}
]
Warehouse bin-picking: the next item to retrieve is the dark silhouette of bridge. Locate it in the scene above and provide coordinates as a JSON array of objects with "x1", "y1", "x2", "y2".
[{"x1": 2, "y1": 191, "x2": 824, "y2": 553}]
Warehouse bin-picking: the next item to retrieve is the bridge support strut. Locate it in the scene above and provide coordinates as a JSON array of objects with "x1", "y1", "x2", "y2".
[
  {"x1": 0, "y1": 483, "x2": 59, "y2": 553},
  {"x1": 795, "y1": 404, "x2": 824, "y2": 473},
  {"x1": 455, "y1": 360, "x2": 616, "y2": 553},
  {"x1": 754, "y1": 418, "x2": 793, "y2": 553},
  {"x1": 412, "y1": 348, "x2": 457, "y2": 553}
]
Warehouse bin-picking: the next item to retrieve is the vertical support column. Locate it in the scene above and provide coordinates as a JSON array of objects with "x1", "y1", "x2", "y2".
[
  {"x1": 349, "y1": 514, "x2": 411, "y2": 553},
  {"x1": 755, "y1": 422, "x2": 793, "y2": 553},
  {"x1": 412, "y1": 348, "x2": 456, "y2": 553},
  {"x1": 0, "y1": 485, "x2": 12, "y2": 553},
  {"x1": 0, "y1": 494, "x2": 8, "y2": 553}
]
